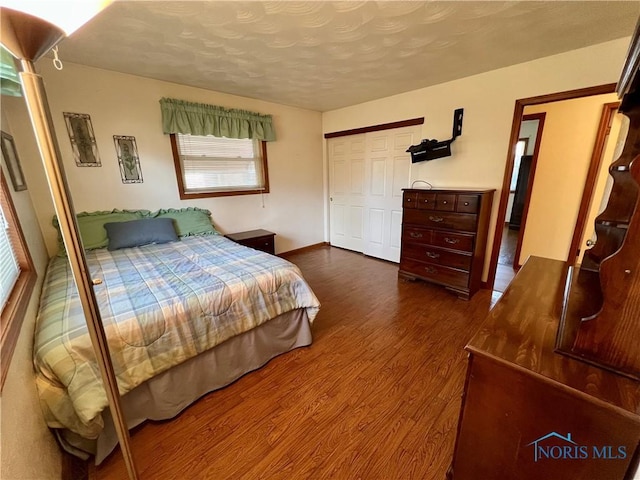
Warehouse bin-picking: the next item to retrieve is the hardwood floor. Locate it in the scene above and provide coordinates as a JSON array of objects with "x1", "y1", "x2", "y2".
[{"x1": 91, "y1": 246, "x2": 494, "y2": 480}]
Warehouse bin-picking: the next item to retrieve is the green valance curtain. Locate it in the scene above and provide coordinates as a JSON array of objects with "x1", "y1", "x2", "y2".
[
  {"x1": 160, "y1": 97, "x2": 276, "y2": 141},
  {"x1": 0, "y1": 46, "x2": 22, "y2": 97}
]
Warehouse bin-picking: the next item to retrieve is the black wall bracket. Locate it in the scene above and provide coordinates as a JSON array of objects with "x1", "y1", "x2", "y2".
[{"x1": 406, "y1": 108, "x2": 464, "y2": 163}]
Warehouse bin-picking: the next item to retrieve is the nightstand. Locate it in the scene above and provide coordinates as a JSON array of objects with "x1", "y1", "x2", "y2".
[{"x1": 225, "y1": 229, "x2": 276, "y2": 255}]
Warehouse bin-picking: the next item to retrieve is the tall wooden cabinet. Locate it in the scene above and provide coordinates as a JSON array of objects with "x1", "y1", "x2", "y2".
[
  {"x1": 399, "y1": 188, "x2": 494, "y2": 299},
  {"x1": 449, "y1": 22, "x2": 640, "y2": 480}
]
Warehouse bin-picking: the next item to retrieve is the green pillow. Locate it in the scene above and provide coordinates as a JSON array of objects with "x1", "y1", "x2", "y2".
[
  {"x1": 153, "y1": 207, "x2": 218, "y2": 237},
  {"x1": 53, "y1": 209, "x2": 149, "y2": 256}
]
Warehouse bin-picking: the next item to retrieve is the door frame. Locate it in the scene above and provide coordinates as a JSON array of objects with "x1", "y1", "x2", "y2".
[
  {"x1": 511, "y1": 112, "x2": 546, "y2": 269},
  {"x1": 486, "y1": 83, "x2": 616, "y2": 289},
  {"x1": 566, "y1": 101, "x2": 621, "y2": 265}
]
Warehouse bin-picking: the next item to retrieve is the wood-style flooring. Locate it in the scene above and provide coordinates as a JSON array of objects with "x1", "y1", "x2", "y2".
[{"x1": 91, "y1": 246, "x2": 494, "y2": 480}]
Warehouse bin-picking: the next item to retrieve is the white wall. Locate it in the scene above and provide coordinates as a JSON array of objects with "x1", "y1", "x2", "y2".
[
  {"x1": 5, "y1": 61, "x2": 324, "y2": 257},
  {"x1": 519, "y1": 92, "x2": 618, "y2": 264},
  {"x1": 0, "y1": 110, "x2": 61, "y2": 479},
  {"x1": 519, "y1": 120, "x2": 540, "y2": 156},
  {"x1": 322, "y1": 37, "x2": 631, "y2": 280}
]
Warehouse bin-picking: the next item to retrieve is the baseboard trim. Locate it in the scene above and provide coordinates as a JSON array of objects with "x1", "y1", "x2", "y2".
[{"x1": 279, "y1": 242, "x2": 329, "y2": 257}]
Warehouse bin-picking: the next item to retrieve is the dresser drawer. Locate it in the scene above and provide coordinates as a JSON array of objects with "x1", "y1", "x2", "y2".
[
  {"x1": 241, "y1": 235, "x2": 275, "y2": 254},
  {"x1": 399, "y1": 259, "x2": 470, "y2": 289},
  {"x1": 402, "y1": 225, "x2": 432, "y2": 244},
  {"x1": 435, "y1": 194, "x2": 456, "y2": 211},
  {"x1": 401, "y1": 243, "x2": 472, "y2": 271},
  {"x1": 403, "y1": 209, "x2": 477, "y2": 232},
  {"x1": 431, "y1": 231, "x2": 475, "y2": 252},
  {"x1": 403, "y1": 191, "x2": 418, "y2": 209},
  {"x1": 457, "y1": 195, "x2": 480, "y2": 213},
  {"x1": 416, "y1": 192, "x2": 437, "y2": 210}
]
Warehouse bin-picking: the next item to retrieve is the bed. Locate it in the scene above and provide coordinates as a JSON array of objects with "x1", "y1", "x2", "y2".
[{"x1": 33, "y1": 212, "x2": 320, "y2": 464}]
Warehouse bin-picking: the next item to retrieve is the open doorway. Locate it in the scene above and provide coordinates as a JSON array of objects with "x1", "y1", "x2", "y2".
[
  {"x1": 487, "y1": 83, "x2": 619, "y2": 292},
  {"x1": 494, "y1": 114, "x2": 545, "y2": 292}
]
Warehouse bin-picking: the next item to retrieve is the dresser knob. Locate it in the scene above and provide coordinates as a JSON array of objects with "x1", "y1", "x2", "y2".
[
  {"x1": 429, "y1": 215, "x2": 444, "y2": 223},
  {"x1": 464, "y1": 202, "x2": 470, "y2": 206},
  {"x1": 442, "y1": 201, "x2": 448, "y2": 205}
]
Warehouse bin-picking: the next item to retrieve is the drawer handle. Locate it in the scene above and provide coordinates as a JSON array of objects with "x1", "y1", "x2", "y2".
[
  {"x1": 429, "y1": 215, "x2": 444, "y2": 223},
  {"x1": 425, "y1": 252, "x2": 440, "y2": 259},
  {"x1": 407, "y1": 198, "x2": 412, "y2": 202},
  {"x1": 444, "y1": 237, "x2": 460, "y2": 245},
  {"x1": 424, "y1": 266, "x2": 438, "y2": 274},
  {"x1": 424, "y1": 199, "x2": 429, "y2": 203},
  {"x1": 464, "y1": 202, "x2": 470, "y2": 206},
  {"x1": 442, "y1": 201, "x2": 448, "y2": 205},
  {"x1": 409, "y1": 232, "x2": 423, "y2": 239}
]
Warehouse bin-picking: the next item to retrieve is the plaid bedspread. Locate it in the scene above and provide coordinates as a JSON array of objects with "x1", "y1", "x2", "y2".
[{"x1": 34, "y1": 235, "x2": 320, "y2": 438}]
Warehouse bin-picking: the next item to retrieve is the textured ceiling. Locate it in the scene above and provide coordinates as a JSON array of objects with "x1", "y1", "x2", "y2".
[{"x1": 55, "y1": 1, "x2": 640, "y2": 112}]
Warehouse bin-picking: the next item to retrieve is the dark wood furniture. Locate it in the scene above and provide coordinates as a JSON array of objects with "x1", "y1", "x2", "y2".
[
  {"x1": 225, "y1": 229, "x2": 275, "y2": 255},
  {"x1": 451, "y1": 25, "x2": 640, "y2": 478},
  {"x1": 508, "y1": 154, "x2": 532, "y2": 229},
  {"x1": 399, "y1": 188, "x2": 494, "y2": 299},
  {"x1": 555, "y1": 24, "x2": 640, "y2": 381},
  {"x1": 449, "y1": 257, "x2": 640, "y2": 480}
]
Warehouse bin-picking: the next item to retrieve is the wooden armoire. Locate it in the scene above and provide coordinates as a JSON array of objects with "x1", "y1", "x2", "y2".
[{"x1": 448, "y1": 23, "x2": 640, "y2": 480}]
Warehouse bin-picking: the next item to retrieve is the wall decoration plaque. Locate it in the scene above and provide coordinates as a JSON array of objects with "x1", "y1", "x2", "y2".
[
  {"x1": 63, "y1": 112, "x2": 101, "y2": 167},
  {"x1": 113, "y1": 135, "x2": 143, "y2": 184}
]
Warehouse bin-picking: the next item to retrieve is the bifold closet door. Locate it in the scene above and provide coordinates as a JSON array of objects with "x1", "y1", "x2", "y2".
[
  {"x1": 329, "y1": 134, "x2": 366, "y2": 252},
  {"x1": 328, "y1": 125, "x2": 421, "y2": 262}
]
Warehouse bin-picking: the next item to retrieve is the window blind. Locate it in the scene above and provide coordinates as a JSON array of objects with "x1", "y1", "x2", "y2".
[
  {"x1": 0, "y1": 204, "x2": 20, "y2": 311},
  {"x1": 176, "y1": 134, "x2": 265, "y2": 193}
]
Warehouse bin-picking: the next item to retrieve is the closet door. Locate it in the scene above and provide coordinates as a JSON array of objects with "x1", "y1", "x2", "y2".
[
  {"x1": 363, "y1": 126, "x2": 421, "y2": 262},
  {"x1": 329, "y1": 135, "x2": 366, "y2": 251},
  {"x1": 328, "y1": 125, "x2": 421, "y2": 262}
]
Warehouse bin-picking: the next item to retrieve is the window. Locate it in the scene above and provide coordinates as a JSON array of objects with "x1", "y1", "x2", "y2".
[
  {"x1": 0, "y1": 204, "x2": 19, "y2": 308},
  {"x1": 1, "y1": 172, "x2": 36, "y2": 389},
  {"x1": 510, "y1": 139, "x2": 529, "y2": 192},
  {"x1": 170, "y1": 134, "x2": 269, "y2": 199}
]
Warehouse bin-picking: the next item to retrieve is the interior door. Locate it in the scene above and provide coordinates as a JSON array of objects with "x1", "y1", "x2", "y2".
[
  {"x1": 508, "y1": 155, "x2": 533, "y2": 229},
  {"x1": 329, "y1": 135, "x2": 366, "y2": 252},
  {"x1": 363, "y1": 126, "x2": 421, "y2": 262}
]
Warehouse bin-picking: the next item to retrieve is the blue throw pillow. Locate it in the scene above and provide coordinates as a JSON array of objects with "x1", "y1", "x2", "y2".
[{"x1": 104, "y1": 218, "x2": 178, "y2": 251}]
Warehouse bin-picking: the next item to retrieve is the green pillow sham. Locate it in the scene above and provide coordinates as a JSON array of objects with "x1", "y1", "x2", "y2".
[
  {"x1": 53, "y1": 207, "x2": 218, "y2": 256},
  {"x1": 53, "y1": 209, "x2": 150, "y2": 256},
  {"x1": 153, "y1": 207, "x2": 218, "y2": 237}
]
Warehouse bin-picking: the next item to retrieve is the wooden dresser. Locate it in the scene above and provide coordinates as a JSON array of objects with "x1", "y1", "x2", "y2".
[
  {"x1": 448, "y1": 258, "x2": 640, "y2": 480},
  {"x1": 399, "y1": 188, "x2": 494, "y2": 299}
]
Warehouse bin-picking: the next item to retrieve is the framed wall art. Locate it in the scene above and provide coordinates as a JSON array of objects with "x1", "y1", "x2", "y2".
[
  {"x1": 113, "y1": 135, "x2": 143, "y2": 183},
  {"x1": 63, "y1": 112, "x2": 101, "y2": 167},
  {"x1": 1, "y1": 131, "x2": 27, "y2": 191}
]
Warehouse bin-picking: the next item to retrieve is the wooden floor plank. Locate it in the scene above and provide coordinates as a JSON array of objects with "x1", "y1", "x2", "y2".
[{"x1": 92, "y1": 246, "x2": 493, "y2": 479}]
